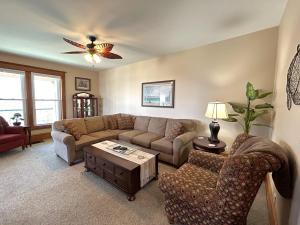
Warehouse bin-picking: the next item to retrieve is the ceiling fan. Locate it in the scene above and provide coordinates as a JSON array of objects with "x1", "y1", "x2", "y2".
[{"x1": 62, "y1": 35, "x2": 122, "y2": 63}]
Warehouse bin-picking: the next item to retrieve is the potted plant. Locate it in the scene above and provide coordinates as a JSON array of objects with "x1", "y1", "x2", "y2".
[
  {"x1": 11, "y1": 113, "x2": 24, "y2": 126},
  {"x1": 223, "y1": 82, "x2": 273, "y2": 134}
]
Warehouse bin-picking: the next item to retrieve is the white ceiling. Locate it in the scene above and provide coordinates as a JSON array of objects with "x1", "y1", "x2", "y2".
[{"x1": 0, "y1": 0, "x2": 287, "y2": 70}]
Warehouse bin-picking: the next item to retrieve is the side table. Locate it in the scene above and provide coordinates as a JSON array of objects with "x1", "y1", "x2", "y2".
[{"x1": 193, "y1": 136, "x2": 226, "y2": 154}]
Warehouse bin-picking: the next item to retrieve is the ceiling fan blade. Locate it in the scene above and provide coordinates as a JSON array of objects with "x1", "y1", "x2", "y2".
[
  {"x1": 95, "y1": 43, "x2": 114, "y2": 52},
  {"x1": 61, "y1": 51, "x2": 87, "y2": 54},
  {"x1": 99, "y1": 52, "x2": 122, "y2": 59},
  {"x1": 63, "y1": 38, "x2": 86, "y2": 49}
]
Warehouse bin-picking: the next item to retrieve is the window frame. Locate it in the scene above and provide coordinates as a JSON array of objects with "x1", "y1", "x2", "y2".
[{"x1": 0, "y1": 61, "x2": 66, "y2": 130}]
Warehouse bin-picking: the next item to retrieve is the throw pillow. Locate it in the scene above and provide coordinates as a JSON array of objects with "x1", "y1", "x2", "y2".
[
  {"x1": 165, "y1": 121, "x2": 184, "y2": 142},
  {"x1": 64, "y1": 118, "x2": 87, "y2": 135},
  {"x1": 117, "y1": 116, "x2": 134, "y2": 130},
  {"x1": 108, "y1": 114, "x2": 119, "y2": 130},
  {"x1": 64, "y1": 122, "x2": 82, "y2": 141}
]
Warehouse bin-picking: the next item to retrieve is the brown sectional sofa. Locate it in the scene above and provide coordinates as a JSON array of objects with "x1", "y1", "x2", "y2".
[{"x1": 51, "y1": 114, "x2": 197, "y2": 167}]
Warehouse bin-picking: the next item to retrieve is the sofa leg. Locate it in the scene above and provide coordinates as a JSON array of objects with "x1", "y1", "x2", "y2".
[
  {"x1": 22, "y1": 145, "x2": 25, "y2": 150},
  {"x1": 68, "y1": 162, "x2": 74, "y2": 166}
]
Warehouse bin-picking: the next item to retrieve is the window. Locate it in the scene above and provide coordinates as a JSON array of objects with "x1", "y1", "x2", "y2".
[
  {"x1": 0, "y1": 61, "x2": 66, "y2": 129},
  {"x1": 0, "y1": 69, "x2": 26, "y2": 125},
  {"x1": 32, "y1": 74, "x2": 62, "y2": 125}
]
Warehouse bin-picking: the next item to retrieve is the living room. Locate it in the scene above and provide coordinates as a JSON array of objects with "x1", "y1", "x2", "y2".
[{"x1": 0, "y1": 0, "x2": 299, "y2": 225}]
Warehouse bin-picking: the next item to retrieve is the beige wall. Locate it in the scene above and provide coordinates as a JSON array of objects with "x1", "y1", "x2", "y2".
[
  {"x1": 0, "y1": 52, "x2": 99, "y2": 119},
  {"x1": 99, "y1": 28, "x2": 278, "y2": 146},
  {"x1": 271, "y1": 0, "x2": 300, "y2": 224}
]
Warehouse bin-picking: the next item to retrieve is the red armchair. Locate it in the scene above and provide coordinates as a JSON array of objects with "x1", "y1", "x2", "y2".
[{"x1": 0, "y1": 116, "x2": 26, "y2": 153}]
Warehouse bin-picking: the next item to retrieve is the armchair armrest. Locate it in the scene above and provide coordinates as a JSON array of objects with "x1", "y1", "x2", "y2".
[
  {"x1": 188, "y1": 150, "x2": 227, "y2": 173},
  {"x1": 159, "y1": 172, "x2": 220, "y2": 210},
  {"x1": 173, "y1": 131, "x2": 196, "y2": 166},
  {"x1": 5, "y1": 126, "x2": 25, "y2": 134}
]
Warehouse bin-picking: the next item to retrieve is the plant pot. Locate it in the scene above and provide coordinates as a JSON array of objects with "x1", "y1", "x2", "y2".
[{"x1": 13, "y1": 122, "x2": 21, "y2": 126}]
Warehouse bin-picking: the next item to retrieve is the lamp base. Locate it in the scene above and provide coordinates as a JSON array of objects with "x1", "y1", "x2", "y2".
[{"x1": 208, "y1": 120, "x2": 220, "y2": 143}]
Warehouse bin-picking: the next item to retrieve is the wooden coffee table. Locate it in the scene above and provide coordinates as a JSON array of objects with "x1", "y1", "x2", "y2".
[{"x1": 83, "y1": 140, "x2": 160, "y2": 201}]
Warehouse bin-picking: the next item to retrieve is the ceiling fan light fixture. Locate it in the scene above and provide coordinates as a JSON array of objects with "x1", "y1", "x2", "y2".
[
  {"x1": 93, "y1": 54, "x2": 101, "y2": 63},
  {"x1": 84, "y1": 53, "x2": 101, "y2": 64}
]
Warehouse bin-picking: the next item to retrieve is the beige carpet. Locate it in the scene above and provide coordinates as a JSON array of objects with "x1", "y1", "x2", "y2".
[{"x1": 0, "y1": 141, "x2": 269, "y2": 225}]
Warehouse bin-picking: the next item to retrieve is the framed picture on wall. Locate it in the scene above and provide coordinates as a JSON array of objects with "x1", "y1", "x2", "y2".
[
  {"x1": 75, "y1": 77, "x2": 91, "y2": 91},
  {"x1": 142, "y1": 80, "x2": 175, "y2": 108}
]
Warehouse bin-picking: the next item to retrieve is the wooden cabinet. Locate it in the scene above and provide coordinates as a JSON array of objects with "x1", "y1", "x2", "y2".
[{"x1": 72, "y1": 92, "x2": 98, "y2": 118}]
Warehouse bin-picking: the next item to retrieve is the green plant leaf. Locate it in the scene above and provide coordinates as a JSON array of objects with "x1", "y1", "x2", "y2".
[
  {"x1": 228, "y1": 113, "x2": 239, "y2": 117},
  {"x1": 249, "y1": 110, "x2": 268, "y2": 121},
  {"x1": 257, "y1": 91, "x2": 272, "y2": 99},
  {"x1": 255, "y1": 103, "x2": 274, "y2": 109},
  {"x1": 223, "y1": 117, "x2": 238, "y2": 122},
  {"x1": 246, "y1": 82, "x2": 258, "y2": 100},
  {"x1": 228, "y1": 102, "x2": 247, "y2": 113}
]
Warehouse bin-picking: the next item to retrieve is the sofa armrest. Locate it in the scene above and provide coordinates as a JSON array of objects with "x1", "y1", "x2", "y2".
[
  {"x1": 51, "y1": 130, "x2": 76, "y2": 165},
  {"x1": 172, "y1": 131, "x2": 196, "y2": 167},
  {"x1": 5, "y1": 126, "x2": 25, "y2": 134},
  {"x1": 188, "y1": 150, "x2": 227, "y2": 173},
  {"x1": 51, "y1": 130, "x2": 74, "y2": 144}
]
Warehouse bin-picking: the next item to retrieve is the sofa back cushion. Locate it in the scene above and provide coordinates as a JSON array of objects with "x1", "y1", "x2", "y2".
[
  {"x1": 84, "y1": 116, "x2": 105, "y2": 133},
  {"x1": 148, "y1": 117, "x2": 167, "y2": 136},
  {"x1": 134, "y1": 116, "x2": 150, "y2": 131},
  {"x1": 64, "y1": 118, "x2": 88, "y2": 135}
]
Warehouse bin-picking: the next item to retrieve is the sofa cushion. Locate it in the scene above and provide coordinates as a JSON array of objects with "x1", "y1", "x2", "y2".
[
  {"x1": 84, "y1": 116, "x2": 105, "y2": 133},
  {"x1": 75, "y1": 135, "x2": 99, "y2": 152},
  {"x1": 0, "y1": 134, "x2": 23, "y2": 144},
  {"x1": 119, "y1": 130, "x2": 145, "y2": 142},
  {"x1": 148, "y1": 117, "x2": 167, "y2": 136},
  {"x1": 151, "y1": 137, "x2": 173, "y2": 155},
  {"x1": 117, "y1": 116, "x2": 134, "y2": 130},
  {"x1": 132, "y1": 132, "x2": 162, "y2": 148},
  {"x1": 88, "y1": 130, "x2": 118, "y2": 140},
  {"x1": 134, "y1": 116, "x2": 150, "y2": 131},
  {"x1": 165, "y1": 120, "x2": 184, "y2": 141},
  {"x1": 64, "y1": 118, "x2": 88, "y2": 135}
]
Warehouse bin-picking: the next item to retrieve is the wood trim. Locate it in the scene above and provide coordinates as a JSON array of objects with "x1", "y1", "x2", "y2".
[
  {"x1": 61, "y1": 73, "x2": 66, "y2": 119},
  {"x1": 265, "y1": 174, "x2": 279, "y2": 225},
  {"x1": 32, "y1": 125, "x2": 51, "y2": 130},
  {"x1": 31, "y1": 132, "x2": 51, "y2": 143},
  {"x1": 25, "y1": 71, "x2": 33, "y2": 127},
  {"x1": 0, "y1": 61, "x2": 65, "y2": 76}
]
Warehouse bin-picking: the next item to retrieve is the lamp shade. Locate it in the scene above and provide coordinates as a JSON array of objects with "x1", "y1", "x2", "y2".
[{"x1": 205, "y1": 102, "x2": 228, "y2": 120}]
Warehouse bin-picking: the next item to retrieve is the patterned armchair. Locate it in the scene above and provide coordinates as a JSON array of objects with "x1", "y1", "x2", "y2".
[{"x1": 158, "y1": 134, "x2": 284, "y2": 225}]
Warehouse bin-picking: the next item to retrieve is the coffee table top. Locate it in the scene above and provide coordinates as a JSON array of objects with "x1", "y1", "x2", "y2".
[{"x1": 83, "y1": 140, "x2": 160, "y2": 171}]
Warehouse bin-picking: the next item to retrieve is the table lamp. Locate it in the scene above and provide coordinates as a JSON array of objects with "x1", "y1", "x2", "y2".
[{"x1": 205, "y1": 102, "x2": 228, "y2": 143}]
